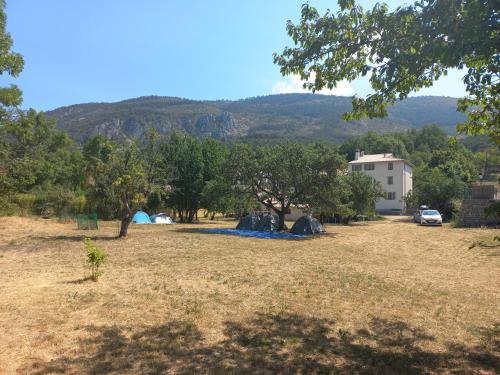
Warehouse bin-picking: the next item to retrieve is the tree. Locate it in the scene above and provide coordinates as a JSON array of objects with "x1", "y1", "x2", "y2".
[
  {"x1": 339, "y1": 131, "x2": 410, "y2": 161},
  {"x1": 227, "y1": 141, "x2": 346, "y2": 231},
  {"x1": 83, "y1": 137, "x2": 148, "y2": 237},
  {"x1": 161, "y1": 133, "x2": 205, "y2": 223},
  {"x1": 427, "y1": 146, "x2": 478, "y2": 184},
  {"x1": 161, "y1": 134, "x2": 228, "y2": 222},
  {"x1": 0, "y1": 110, "x2": 77, "y2": 193},
  {"x1": 111, "y1": 144, "x2": 147, "y2": 237},
  {"x1": 140, "y1": 128, "x2": 169, "y2": 214},
  {"x1": 348, "y1": 172, "x2": 384, "y2": 217},
  {"x1": 83, "y1": 136, "x2": 120, "y2": 219},
  {"x1": 200, "y1": 176, "x2": 233, "y2": 220},
  {"x1": 274, "y1": 1, "x2": 499, "y2": 142},
  {"x1": 309, "y1": 174, "x2": 353, "y2": 223},
  {"x1": 0, "y1": 0, "x2": 24, "y2": 112},
  {"x1": 0, "y1": 109, "x2": 84, "y2": 216},
  {"x1": 412, "y1": 167, "x2": 466, "y2": 220}
]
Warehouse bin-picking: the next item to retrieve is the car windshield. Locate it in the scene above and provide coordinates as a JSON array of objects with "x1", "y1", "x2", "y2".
[{"x1": 422, "y1": 210, "x2": 439, "y2": 215}]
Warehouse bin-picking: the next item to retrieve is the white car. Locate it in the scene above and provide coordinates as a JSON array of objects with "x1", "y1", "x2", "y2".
[
  {"x1": 413, "y1": 205, "x2": 429, "y2": 222},
  {"x1": 420, "y1": 210, "x2": 443, "y2": 226}
]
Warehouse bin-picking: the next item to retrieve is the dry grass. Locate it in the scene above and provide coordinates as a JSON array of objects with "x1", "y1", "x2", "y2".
[{"x1": 0, "y1": 216, "x2": 498, "y2": 374}]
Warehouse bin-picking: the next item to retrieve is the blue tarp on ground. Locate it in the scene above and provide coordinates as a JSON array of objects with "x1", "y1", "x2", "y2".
[
  {"x1": 199, "y1": 228, "x2": 307, "y2": 239},
  {"x1": 132, "y1": 211, "x2": 152, "y2": 224}
]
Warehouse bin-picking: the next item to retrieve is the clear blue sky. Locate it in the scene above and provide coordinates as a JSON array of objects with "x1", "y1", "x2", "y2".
[{"x1": 1, "y1": 0, "x2": 467, "y2": 111}]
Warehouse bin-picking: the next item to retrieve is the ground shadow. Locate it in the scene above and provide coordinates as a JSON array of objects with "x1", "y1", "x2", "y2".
[
  {"x1": 26, "y1": 313, "x2": 499, "y2": 374},
  {"x1": 469, "y1": 240, "x2": 500, "y2": 257},
  {"x1": 59, "y1": 276, "x2": 94, "y2": 284},
  {"x1": 388, "y1": 216, "x2": 416, "y2": 224},
  {"x1": 173, "y1": 227, "x2": 335, "y2": 242},
  {"x1": 30, "y1": 235, "x2": 120, "y2": 242}
]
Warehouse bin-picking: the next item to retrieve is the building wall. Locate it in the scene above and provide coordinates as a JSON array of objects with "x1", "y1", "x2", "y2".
[{"x1": 349, "y1": 160, "x2": 412, "y2": 212}]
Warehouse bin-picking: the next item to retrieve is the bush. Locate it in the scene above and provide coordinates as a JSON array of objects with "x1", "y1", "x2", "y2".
[
  {"x1": 484, "y1": 201, "x2": 500, "y2": 222},
  {"x1": 0, "y1": 195, "x2": 19, "y2": 216},
  {"x1": 14, "y1": 193, "x2": 36, "y2": 215},
  {"x1": 71, "y1": 195, "x2": 87, "y2": 214},
  {"x1": 84, "y1": 238, "x2": 107, "y2": 281},
  {"x1": 32, "y1": 187, "x2": 77, "y2": 217}
]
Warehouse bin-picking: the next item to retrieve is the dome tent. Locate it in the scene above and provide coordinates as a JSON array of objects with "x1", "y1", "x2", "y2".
[
  {"x1": 132, "y1": 211, "x2": 152, "y2": 224},
  {"x1": 236, "y1": 212, "x2": 262, "y2": 230},
  {"x1": 236, "y1": 212, "x2": 280, "y2": 232},
  {"x1": 255, "y1": 213, "x2": 279, "y2": 231},
  {"x1": 150, "y1": 213, "x2": 174, "y2": 224},
  {"x1": 290, "y1": 215, "x2": 324, "y2": 235}
]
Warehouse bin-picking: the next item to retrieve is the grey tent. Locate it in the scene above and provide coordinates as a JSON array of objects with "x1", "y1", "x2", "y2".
[
  {"x1": 254, "y1": 213, "x2": 279, "y2": 232},
  {"x1": 236, "y1": 212, "x2": 261, "y2": 230},
  {"x1": 290, "y1": 215, "x2": 324, "y2": 235},
  {"x1": 236, "y1": 212, "x2": 280, "y2": 231}
]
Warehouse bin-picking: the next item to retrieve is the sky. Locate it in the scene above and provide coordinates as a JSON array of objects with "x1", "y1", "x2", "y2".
[{"x1": 1, "y1": 0, "x2": 467, "y2": 111}]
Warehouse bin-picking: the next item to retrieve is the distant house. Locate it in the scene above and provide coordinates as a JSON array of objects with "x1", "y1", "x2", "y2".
[{"x1": 348, "y1": 151, "x2": 413, "y2": 213}]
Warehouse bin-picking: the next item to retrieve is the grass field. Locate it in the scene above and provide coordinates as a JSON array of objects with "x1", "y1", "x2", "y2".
[{"x1": 0, "y1": 216, "x2": 499, "y2": 374}]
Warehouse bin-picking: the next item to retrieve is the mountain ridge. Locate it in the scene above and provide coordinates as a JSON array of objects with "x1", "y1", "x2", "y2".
[{"x1": 46, "y1": 93, "x2": 466, "y2": 143}]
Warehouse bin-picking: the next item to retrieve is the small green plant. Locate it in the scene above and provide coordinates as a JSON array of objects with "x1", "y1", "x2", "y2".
[
  {"x1": 337, "y1": 328, "x2": 351, "y2": 342},
  {"x1": 84, "y1": 238, "x2": 107, "y2": 281}
]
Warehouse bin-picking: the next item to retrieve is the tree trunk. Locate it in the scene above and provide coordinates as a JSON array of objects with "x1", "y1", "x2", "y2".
[
  {"x1": 118, "y1": 198, "x2": 132, "y2": 237},
  {"x1": 319, "y1": 214, "x2": 326, "y2": 224},
  {"x1": 210, "y1": 212, "x2": 216, "y2": 220},
  {"x1": 277, "y1": 210, "x2": 286, "y2": 232},
  {"x1": 119, "y1": 215, "x2": 132, "y2": 237}
]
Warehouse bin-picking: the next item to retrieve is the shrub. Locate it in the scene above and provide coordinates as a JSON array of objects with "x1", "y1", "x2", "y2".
[
  {"x1": 14, "y1": 193, "x2": 36, "y2": 215},
  {"x1": 71, "y1": 195, "x2": 87, "y2": 214},
  {"x1": 484, "y1": 201, "x2": 500, "y2": 222},
  {"x1": 0, "y1": 195, "x2": 19, "y2": 216},
  {"x1": 84, "y1": 238, "x2": 107, "y2": 281}
]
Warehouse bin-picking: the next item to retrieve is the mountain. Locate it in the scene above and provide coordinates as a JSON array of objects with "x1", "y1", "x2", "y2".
[{"x1": 46, "y1": 94, "x2": 466, "y2": 144}]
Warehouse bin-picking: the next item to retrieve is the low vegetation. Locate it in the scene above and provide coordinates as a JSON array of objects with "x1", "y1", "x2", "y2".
[{"x1": 84, "y1": 238, "x2": 107, "y2": 281}]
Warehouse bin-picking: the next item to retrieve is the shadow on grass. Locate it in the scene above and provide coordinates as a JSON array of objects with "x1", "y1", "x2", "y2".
[
  {"x1": 27, "y1": 313, "x2": 499, "y2": 374},
  {"x1": 469, "y1": 240, "x2": 500, "y2": 257},
  {"x1": 173, "y1": 227, "x2": 335, "y2": 241},
  {"x1": 30, "y1": 235, "x2": 120, "y2": 242},
  {"x1": 386, "y1": 216, "x2": 417, "y2": 224},
  {"x1": 60, "y1": 276, "x2": 94, "y2": 284}
]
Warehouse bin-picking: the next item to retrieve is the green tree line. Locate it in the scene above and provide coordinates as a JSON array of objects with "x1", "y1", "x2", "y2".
[
  {"x1": 1, "y1": 107, "x2": 488, "y2": 235},
  {"x1": 0, "y1": 0, "x2": 495, "y2": 237}
]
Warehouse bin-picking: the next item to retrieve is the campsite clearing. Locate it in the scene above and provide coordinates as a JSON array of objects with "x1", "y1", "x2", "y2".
[{"x1": 0, "y1": 216, "x2": 498, "y2": 373}]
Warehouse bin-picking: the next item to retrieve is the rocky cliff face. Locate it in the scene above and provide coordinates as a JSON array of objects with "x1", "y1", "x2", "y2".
[{"x1": 194, "y1": 112, "x2": 248, "y2": 139}]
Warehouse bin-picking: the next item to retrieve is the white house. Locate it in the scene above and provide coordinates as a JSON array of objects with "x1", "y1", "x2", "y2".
[{"x1": 348, "y1": 151, "x2": 413, "y2": 213}]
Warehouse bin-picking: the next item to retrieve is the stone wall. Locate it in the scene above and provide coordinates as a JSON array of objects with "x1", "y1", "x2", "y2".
[
  {"x1": 458, "y1": 199, "x2": 499, "y2": 227},
  {"x1": 471, "y1": 185, "x2": 498, "y2": 200}
]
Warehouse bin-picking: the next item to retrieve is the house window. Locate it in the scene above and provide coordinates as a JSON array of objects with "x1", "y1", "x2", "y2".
[
  {"x1": 364, "y1": 163, "x2": 375, "y2": 171},
  {"x1": 386, "y1": 192, "x2": 396, "y2": 200},
  {"x1": 352, "y1": 164, "x2": 362, "y2": 172},
  {"x1": 387, "y1": 176, "x2": 393, "y2": 185},
  {"x1": 388, "y1": 162, "x2": 393, "y2": 170}
]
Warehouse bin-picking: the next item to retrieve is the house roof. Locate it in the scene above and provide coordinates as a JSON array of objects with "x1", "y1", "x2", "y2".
[{"x1": 348, "y1": 153, "x2": 406, "y2": 164}]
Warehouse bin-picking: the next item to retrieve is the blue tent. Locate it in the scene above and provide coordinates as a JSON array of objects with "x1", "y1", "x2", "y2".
[{"x1": 132, "y1": 211, "x2": 152, "y2": 224}]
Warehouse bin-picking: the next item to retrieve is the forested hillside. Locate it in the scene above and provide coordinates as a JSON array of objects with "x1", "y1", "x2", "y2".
[{"x1": 46, "y1": 94, "x2": 466, "y2": 143}]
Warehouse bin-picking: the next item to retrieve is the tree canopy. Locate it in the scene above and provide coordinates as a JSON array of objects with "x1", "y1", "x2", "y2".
[
  {"x1": 0, "y1": 0, "x2": 24, "y2": 111},
  {"x1": 274, "y1": 0, "x2": 499, "y2": 142},
  {"x1": 227, "y1": 141, "x2": 346, "y2": 230}
]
